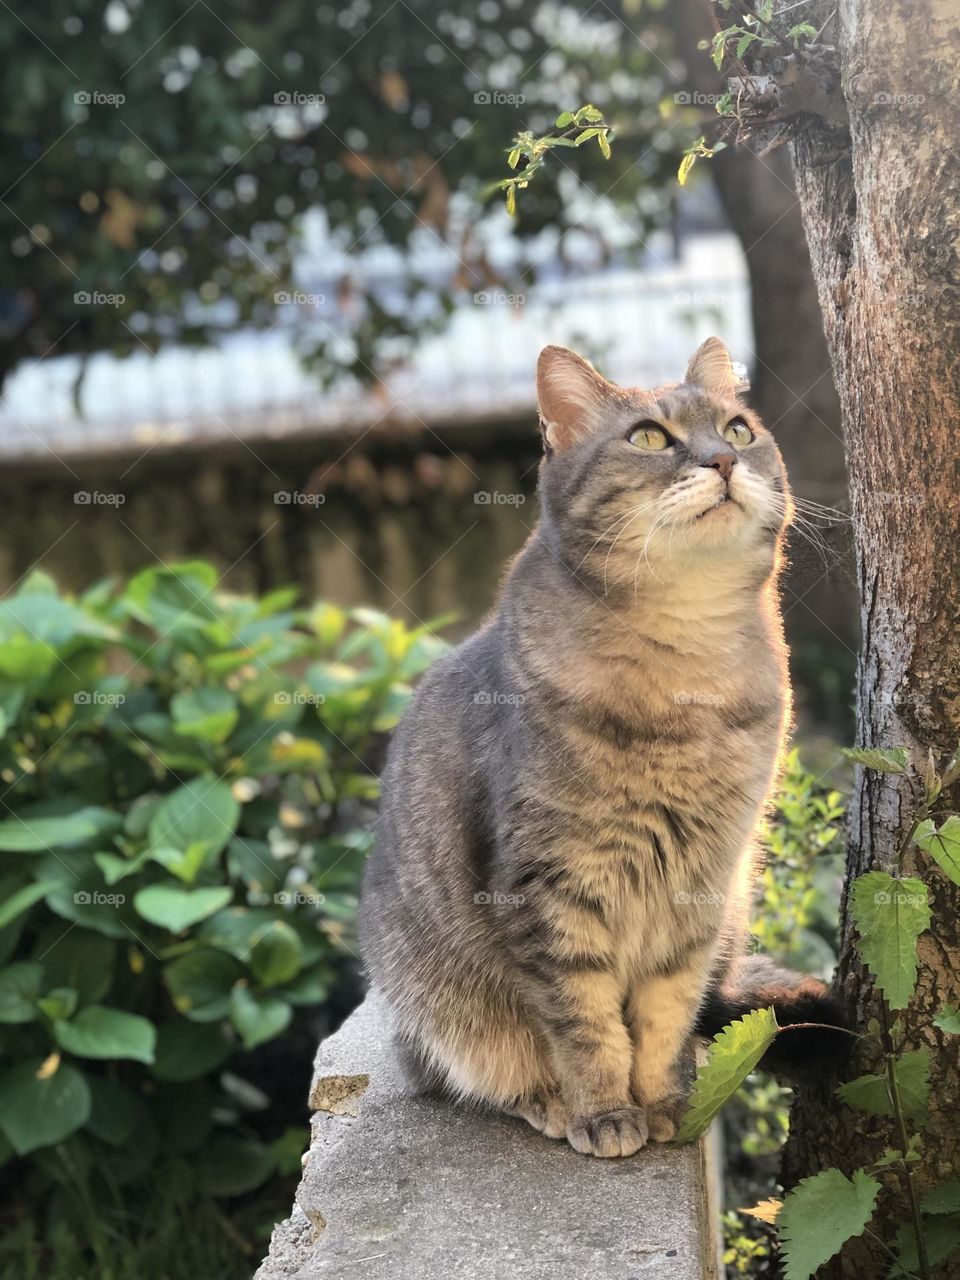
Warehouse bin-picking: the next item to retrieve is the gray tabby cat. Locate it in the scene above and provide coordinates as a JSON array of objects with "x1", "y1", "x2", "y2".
[{"x1": 359, "y1": 338, "x2": 843, "y2": 1158}]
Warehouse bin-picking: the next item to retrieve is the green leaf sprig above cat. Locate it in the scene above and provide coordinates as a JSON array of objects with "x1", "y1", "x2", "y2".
[{"x1": 360, "y1": 338, "x2": 848, "y2": 1158}]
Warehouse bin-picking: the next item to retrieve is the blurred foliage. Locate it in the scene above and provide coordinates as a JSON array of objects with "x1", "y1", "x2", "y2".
[
  {"x1": 0, "y1": 0, "x2": 683, "y2": 392},
  {"x1": 0, "y1": 561, "x2": 447, "y2": 1276},
  {"x1": 723, "y1": 750, "x2": 845, "y2": 1277}
]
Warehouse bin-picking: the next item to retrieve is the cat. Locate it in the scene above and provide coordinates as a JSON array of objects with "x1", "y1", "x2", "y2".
[{"x1": 359, "y1": 337, "x2": 845, "y2": 1158}]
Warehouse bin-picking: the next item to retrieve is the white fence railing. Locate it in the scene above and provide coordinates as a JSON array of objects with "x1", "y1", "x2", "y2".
[{"x1": 0, "y1": 234, "x2": 750, "y2": 463}]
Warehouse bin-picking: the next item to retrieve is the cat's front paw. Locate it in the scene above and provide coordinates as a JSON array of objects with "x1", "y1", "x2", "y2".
[
  {"x1": 567, "y1": 1106, "x2": 648, "y2": 1158},
  {"x1": 645, "y1": 1094, "x2": 686, "y2": 1143}
]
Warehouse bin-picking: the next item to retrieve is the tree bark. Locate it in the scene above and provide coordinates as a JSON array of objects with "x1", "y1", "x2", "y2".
[
  {"x1": 661, "y1": 0, "x2": 858, "y2": 717},
  {"x1": 775, "y1": 2, "x2": 960, "y2": 1274}
]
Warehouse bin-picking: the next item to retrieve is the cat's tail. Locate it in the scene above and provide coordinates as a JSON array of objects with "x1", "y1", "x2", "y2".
[{"x1": 695, "y1": 955, "x2": 851, "y2": 1081}]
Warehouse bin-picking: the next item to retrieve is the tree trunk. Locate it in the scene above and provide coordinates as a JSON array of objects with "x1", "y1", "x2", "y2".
[
  {"x1": 661, "y1": 0, "x2": 857, "y2": 726},
  {"x1": 775, "y1": 2, "x2": 960, "y2": 1274}
]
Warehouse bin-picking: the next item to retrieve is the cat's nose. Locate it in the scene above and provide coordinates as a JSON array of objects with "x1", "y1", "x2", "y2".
[{"x1": 701, "y1": 449, "x2": 737, "y2": 483}]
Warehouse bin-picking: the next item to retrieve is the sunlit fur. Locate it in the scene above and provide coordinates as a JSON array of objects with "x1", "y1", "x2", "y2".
[{"x1": 360, "y1": 342, "x2": 839, "y2": 1160}]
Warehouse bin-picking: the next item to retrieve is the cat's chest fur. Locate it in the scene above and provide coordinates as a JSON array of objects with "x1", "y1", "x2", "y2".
[{"x1": 501, "y1": 586, "x2": 786, "y2": 975}]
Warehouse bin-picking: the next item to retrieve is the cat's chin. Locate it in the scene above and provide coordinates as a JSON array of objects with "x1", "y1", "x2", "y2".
[{"x1": 693, "y1": 495, "x2": 740, "y2": 521}]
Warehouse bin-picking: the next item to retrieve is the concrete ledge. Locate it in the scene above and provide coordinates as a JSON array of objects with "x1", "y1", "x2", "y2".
[{"x1": 256, "y1": 995, "x2": 722, "y2": 1280}]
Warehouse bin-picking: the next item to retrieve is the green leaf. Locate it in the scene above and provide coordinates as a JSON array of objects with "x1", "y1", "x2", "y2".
[
  {"x1": 31, "y1": 930, "x2": 114, "y2": 1006},
  {"x1": 148, "y1": 777, "x2": 240, "y2": 863},
  {"x1": 923, "y1": 1182, "x2": 960, "y2": 1215},
  {"x1": 598, "y1": 131, "x2": 611, "y2": 159},
  {"x1": 37, "y1": 987, "x2": 78, "y2": 1021},
  {"x1": 164, "y1": 949, "x2": 245, "y2": 1021},
  {"x1": 151, "y1": 1022, "x2": 232, "y2": 1082},
  {"x1": 894, "y1": 1212, "x2": 960, "y2": 1274},
  {"x1": 837, "y1": 1049, "x2": 929, "y2": 1122},
  {"x1": 249, "y1": 921, "x2": 303, "y2": 987},
  {"x1": 934, "y1": 1004, "x2": 960, "y2": 1034},
  {"x1": 678, "y1": 1007, "x2": 778, "y2": 1140},
  {"x1": 0, "y1": 962, "x2": 43, "y2": 1023},
  {"x1": 779, "y1": 1168, "x2": 880, "y2": 1280},
  {"x1": 0, "y1": 807, "x2": 121, "y2": 852},
  {"x1": 736, "y1": 30, "x2": 760, "y2": 57},
  {"x1": 150, "y1": 842, "x2": 212, "y2": 885},
  {"x1": 554, "y1": 111, "x2": 574, "y2": 127},
  {"x1": 0, "y1": 879, "x2": 63, "y2": 930},
  {"x1": 850, "y1": 872, "x2": 931, "y2": 1009},
  {"x1": 505, "y1": 184, "x2": 516, "y2": 216},
  {"x1": 0, "y1": 1059, "x2": 92, "y2": 1154},
  {"x1": 229, "y1": 985, "x2": 292, "y2": 1050},
  {"x1": 85, "y1": 1077, "x2": 140, "y2": 1146},
  {"x1": 193, "y1": 1135, "x2": 274, "y2": 1196},
  {"x1": 171, "y1": 687, "x2": 239, "y2": 744},
  {"x1": 54, "y1": 1006, "x2": 156, "y2": 1063},
  {"x1": 840, "y1": 746, "x2": 909, "y2": 774},
  {"x1": 134, "y1": 885, "x2": 233, "y2": 933},
  {"x1": 915, "y1": 816, "x2": 960, "y2": 886}
]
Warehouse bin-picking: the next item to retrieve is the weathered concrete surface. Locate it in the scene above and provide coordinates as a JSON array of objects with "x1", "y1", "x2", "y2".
[{"x1": 255, "y1": 995, "x2": 721, "y2": 1280}]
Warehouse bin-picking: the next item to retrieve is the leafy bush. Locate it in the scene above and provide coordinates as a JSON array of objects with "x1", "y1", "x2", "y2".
[{"x1": 0, "y1": 563, "x2": 446, "y2": 1253}]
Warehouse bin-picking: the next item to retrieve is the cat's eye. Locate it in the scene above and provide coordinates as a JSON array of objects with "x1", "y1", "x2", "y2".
[
  {"x1": 722, "y1": 418, "x2": 754, "y2": 445},
  {"x1": 628, "y1": 423, "x2": 671, "y2": 451}
]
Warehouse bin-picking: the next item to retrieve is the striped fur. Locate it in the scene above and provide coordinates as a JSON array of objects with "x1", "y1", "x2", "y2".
[{"x1": 360, "y1": 340, "x2": 826, "y2": 1158}]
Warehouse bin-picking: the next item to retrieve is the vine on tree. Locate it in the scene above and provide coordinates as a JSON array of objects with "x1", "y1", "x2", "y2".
[{"x1": 680, "y1": 742, "x2": 960, "y2": 1279}]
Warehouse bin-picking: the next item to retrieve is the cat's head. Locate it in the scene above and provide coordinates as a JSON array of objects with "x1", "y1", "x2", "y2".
[{"x1": 535, "y1": 339, "x2": 790, "y2": 590}]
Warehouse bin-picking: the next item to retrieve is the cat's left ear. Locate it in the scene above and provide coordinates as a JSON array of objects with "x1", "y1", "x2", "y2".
[
  {"x1": 684, "y1": 337, "x2": 750, "y2": 396},
  {"x1": 536, "y1": 345, "x2": 619, "y2": 452}
]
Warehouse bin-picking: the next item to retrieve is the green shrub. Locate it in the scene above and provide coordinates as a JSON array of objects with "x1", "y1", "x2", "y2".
[{"x1": 0, "y1": 563, "x2": 447, "y2": 1250}]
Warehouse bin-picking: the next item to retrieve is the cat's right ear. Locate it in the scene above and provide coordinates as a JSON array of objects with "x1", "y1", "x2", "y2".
[{"x1": 536, "y1": 345, "x2": 616, "y2": 452}]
